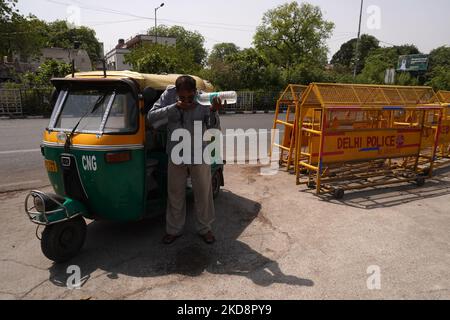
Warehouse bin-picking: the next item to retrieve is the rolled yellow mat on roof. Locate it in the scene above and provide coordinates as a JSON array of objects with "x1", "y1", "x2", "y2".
[{"x1": 66, "y1": 71, "x2": 214, "y2": 92}]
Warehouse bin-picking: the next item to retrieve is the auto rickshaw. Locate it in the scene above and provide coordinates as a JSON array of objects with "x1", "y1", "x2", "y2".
[{"x1": 24, "y1": 71, "x2": 225, "y2": 263}]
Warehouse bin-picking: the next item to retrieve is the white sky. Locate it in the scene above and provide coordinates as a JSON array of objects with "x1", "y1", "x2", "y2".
[{"x1": 16, "y1": 0, "x2": 450, "y2": 60}]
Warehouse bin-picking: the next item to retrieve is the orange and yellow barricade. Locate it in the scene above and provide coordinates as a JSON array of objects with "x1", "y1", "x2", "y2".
[
  {"x1": 433, "y1": 90, "x2": 450, "y2": 167},
  {"x1": 293, "y1": 83, "x2": 443, "y2": 199},
  {"x1": 270, "y1": 85, "x2": 307, "y2": 171}
]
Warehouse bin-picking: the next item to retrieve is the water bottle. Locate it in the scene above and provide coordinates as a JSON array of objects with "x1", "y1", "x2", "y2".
[{"x1": 196, "y1": 91, "x2": 237, "y2": 106}]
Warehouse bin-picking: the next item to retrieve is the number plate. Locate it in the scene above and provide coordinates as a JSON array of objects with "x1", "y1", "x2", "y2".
[{"x1": 45, "y1": 160, "x2": 58, "y2": 173}]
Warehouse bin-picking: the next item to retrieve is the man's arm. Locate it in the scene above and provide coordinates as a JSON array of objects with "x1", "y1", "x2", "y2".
[
  {"x1": 204, "y1": 97, "x2": 221, "y2": 130},
  {"x1": 207, "y1": 109, "x2": 221, "y2": 130},
  {"x1": 147, "y1": 87, "x2": 178, "y2": 129}
]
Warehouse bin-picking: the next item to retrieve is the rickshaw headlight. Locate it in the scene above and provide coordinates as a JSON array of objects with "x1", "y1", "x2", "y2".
[{"x1": 33, "y1": 196, "x2": 45, "y2": 213}]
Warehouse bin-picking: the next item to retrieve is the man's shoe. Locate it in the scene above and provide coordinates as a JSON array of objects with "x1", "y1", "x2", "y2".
[
  {"x1": 201, "y1": 231, "x2": 216, "y2": 244},
  {"x1": 162, "y1": 234, "x2": 181, "y2": 245}
]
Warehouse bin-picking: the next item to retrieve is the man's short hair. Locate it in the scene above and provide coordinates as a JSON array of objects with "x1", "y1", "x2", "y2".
[{"x1": 175, "y1": 75, "x2": 197, "y2": 92}]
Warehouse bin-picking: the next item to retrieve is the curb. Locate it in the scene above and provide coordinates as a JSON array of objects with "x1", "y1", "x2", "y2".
[{"x1": 0, "y1": 116, "x2": 45, "y2": 120}]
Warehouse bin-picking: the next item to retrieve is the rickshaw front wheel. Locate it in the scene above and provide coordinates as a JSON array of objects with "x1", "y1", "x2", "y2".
[{"x1": 41, "y1": 216, "x2": 87, "y2": 263}]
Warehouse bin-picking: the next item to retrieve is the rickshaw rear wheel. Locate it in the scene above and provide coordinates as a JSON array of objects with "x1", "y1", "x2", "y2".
[{"x1": 41, "y1": 216, "x2": 87, "y2": 263}]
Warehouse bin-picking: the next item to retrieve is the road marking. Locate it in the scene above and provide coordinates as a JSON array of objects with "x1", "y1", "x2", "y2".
[
  {"x1": 0, "y1": 180, "x2": 43, "y2": 188},
  {"x1": 0, "y1": 149, "x2": 40, "y2": 155}
]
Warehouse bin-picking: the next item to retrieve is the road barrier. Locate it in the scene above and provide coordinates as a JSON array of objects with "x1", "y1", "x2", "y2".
[
  {"x1": 291, "y1": 83, "x2": 443, "y2": 199},
  {"x1": 0, "y1": 89, "x2": 22, "y2": 116},
  {"x1": 432, "y1": 90, "x2": 450, "y2": 168},
  {"x1": 0, "y1": 87, "x2": 54, "y2": 117},
  {"x1": 270, "y1": 84, "x2": 307, "y2": 171}
]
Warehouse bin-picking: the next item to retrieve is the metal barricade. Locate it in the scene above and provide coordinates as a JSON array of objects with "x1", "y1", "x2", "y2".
[
  {"x1": 0, "y1": 89, "x2": 22, "y2": 116},
  {"x1": 270, "y1": 84, "x2": 307, "y2": 171},
  {"x1": 431, "y1": 90, "x2": 450, "y2": 168},
  {"x1": 294, "y1": 83, "x2": 443, "y2": 199}
]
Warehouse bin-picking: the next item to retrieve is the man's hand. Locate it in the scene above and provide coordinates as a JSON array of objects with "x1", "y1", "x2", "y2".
[
  {"x1": 211, "y1": 97, "x2": 222, "y2": 112},
  {"x1": 176, "y1": 100, "x2": 195, "y2": 111}
]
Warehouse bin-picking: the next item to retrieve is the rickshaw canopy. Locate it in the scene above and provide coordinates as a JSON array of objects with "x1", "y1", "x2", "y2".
[{"x1": 62, "y1": 71, "x2": 215, "y2": 92}]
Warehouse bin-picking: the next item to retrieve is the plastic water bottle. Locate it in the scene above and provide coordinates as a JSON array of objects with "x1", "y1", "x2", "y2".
[{"x1": 196, "y1": 91, "x2": 237, "y2": 106}]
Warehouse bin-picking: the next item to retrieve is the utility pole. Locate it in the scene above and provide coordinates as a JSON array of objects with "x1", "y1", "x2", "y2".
[
  {"x1": 353, "y1": 0, "x2": 364, "y2": 79},
  {"x1": 154, "y1": 3, "x2": 165, "y2": 45}
]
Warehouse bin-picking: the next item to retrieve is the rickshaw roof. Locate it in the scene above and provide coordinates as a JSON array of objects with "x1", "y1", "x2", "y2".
[{"x1": 64, "y1": 71, "x2": 215, "y2": 92}]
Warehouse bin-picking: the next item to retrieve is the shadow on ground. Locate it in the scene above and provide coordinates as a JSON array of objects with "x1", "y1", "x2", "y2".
[
  {"x1": 47, "y1": 190, "x2": 313, "y2": 290},
  {"x1": 310, "y1": 166, "x2": 450, "y2": 210}
]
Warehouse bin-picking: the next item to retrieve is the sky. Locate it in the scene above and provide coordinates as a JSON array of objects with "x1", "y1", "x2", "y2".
[{"x1": 15, "y1": 0, "x2": 450, "y2": 60}]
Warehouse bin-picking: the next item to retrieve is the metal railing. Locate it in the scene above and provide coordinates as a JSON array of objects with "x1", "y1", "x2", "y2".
[
  {"x1": 0, "y1": 87, "x2": 281, "y2": 117},
  {"x1": 222, "y1": 91, "x2": 280, "y2": 113},
  {"x1": 0, "y1": 89, "x2": 22, "y2": 116},
  {"x1": 0, "y1": 87, "x2": 54, "y2": 117}
]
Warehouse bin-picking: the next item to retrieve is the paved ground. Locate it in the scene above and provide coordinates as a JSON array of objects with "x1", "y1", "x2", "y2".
[
  {"x1": 1, "y1": 116, "x2": 449, "y2": 300},
  {"x1": 0, "y1": 163, "x2": 449, "y2": 300}
]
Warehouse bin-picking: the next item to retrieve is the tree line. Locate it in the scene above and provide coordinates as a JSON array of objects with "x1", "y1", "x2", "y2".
[
  {"x1": 125, "y1": 2, "x2": 450, "y2": 92},
  {"x1": 1, "y1": 0, "x2": 449, "y2": 91},
  {"x1": 1, "y1": 0, "x2": 101, "y2": 86}
]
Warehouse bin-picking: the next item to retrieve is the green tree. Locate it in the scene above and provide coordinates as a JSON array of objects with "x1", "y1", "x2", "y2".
[
  {"x1": 425, "y1": 46, "x2": 450, "y2": 89},
  {"x1": 208, "y1": 43, "x2": 240, "y2": 65},
  {"x1": 46, "y1": 20, "x2": 102, "y2": 64},
  {"x1": 0, "y1": 0, "x2": 17, "y2": 20},
  {"x1": 1, "y1": 13, "x2": 101, "y2": 65},
  {"x1": 20, "y1": 59, "x2": 72, "y2": 87},
  {"x1": 427, "y1": 46, "x2": 450, "y2": 72},
  {"x1": 125, "y1": 44, "x2": 198, "y2": 75},
  {"x1": 396, "y1": 72, "x2": 418, "y2": 86},
  {"x1": 204, "y1": 46, "x2": 282, "y2": 91},
  {"x1": 357, "y1": 45, "x2": 421, "y2": 85},
  {"x1": 426, "y1": 66, "x2": 450, "y2": 91},
  {"x1": 253, "y1": 1, "x2": 334, "y2": 82},
  {"x1": 227, "y1": 48, "x2": 280, "y2": 90},
  {"x1": 148, "y1": 25, "x2": 207, "y2": 66},
  {"x1": 357, "y1": 47, "x2": 397, "y2": 84},
  {"x1": 287, "y1": 60, "x2": 334, "y2": 85},
  {"x1": 202, "y1": 60, "x2": 234, "y2": 91},
  {"x1": 204, "y1": 43, "x2": 241, "y2": 90},
  {"x1": 393, "y1": 44, "x2": 420, "y2": 56},
  {"x1": 0, "y1": 0, "x2": 48, "y2": 61},
  {"x1": 331, "y1": 34, "x2": 380, "y2": 74}
]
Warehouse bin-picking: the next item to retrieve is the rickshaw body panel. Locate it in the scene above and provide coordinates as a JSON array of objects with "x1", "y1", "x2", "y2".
[
  {"x1": 42, "y1": 142, "x2": 146, "y2": 222},
  {"x1": 36, "y1": 72, "x2": 220, "y2": 223},
  {"x1": 25, "y1": 71, "x2": 223, "y2": 263},
  {"x1": 41, "y1": 76, "x2": 149, "y2": 222}
]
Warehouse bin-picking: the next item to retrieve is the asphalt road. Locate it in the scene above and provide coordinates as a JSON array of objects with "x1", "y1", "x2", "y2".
[
  {"x1": 0, "y1": 114, "x2": 277, "y2": 193},
  {"x1": 1, "y1": 164, "x2": 449, "y2": 299}
]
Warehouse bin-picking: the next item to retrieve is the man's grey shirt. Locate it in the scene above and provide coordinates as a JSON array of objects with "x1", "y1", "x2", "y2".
[{"x1": 147, "y1": 85, "x2": 221, "y2": 164}]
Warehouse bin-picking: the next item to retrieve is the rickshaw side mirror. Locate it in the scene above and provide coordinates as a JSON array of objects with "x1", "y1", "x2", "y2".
[{"x1": 143, "y1": 87, "x2": 158, "y2": 114}]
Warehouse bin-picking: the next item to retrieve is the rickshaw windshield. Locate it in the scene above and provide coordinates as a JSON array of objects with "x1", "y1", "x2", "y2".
[{"x1": 49, "y1": 87, "x2": 138, "y2": 134}]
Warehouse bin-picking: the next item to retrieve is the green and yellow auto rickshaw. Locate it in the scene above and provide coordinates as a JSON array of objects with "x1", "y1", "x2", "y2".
[{"x1": 24, "y1": 71, "x2": 225, "y2": 263}]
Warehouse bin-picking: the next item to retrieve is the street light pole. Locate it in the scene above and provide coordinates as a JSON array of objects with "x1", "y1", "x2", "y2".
[
  {"x1": 353, "y1": 0, "x2": 364, "y2": 79},
  {"x1": 154, "y1": 3, "x2": 165, "y2": 45}
]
